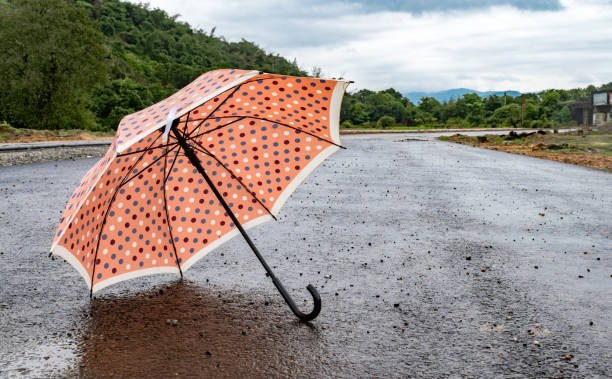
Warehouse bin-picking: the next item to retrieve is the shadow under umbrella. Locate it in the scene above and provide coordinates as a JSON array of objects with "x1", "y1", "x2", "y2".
[{"x1": 74, "y1": 280, "x2": 327, "y2": 377}]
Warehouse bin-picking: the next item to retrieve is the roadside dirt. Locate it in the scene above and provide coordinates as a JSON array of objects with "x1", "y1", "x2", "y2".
[
  {"x1": 441, "y1": 129, "x2": 612, "y2": 172},
  {"x1": 0, "y1": 123, "x2": 113, "y2": 143}
]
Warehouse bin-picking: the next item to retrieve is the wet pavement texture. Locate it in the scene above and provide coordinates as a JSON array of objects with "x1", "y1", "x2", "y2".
[{"x1": 0, "y1": 133, "x2": 610, "y2": 377}]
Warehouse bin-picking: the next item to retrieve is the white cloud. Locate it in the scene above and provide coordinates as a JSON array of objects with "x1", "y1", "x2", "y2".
[{"x1": 134, "y1": 0, "x2": 612, "y2": 92}]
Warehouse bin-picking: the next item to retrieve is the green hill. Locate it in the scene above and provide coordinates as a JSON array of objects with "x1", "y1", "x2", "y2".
[{"x1": 0, "y1": 0, "x2": 305, "y2": 130}]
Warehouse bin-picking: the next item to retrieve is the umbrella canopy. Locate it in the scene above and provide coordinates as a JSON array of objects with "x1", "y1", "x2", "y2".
[{"x1": 51, "y1": 69, "x2": 349, "y2": 320}]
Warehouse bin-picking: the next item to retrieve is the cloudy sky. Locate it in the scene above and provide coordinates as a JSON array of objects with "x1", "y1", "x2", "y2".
[{"x1": 136, "y1": 0, "x2": 612, "y2": 93}]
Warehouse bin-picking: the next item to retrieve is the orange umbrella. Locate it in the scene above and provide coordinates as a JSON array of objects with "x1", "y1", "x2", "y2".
[{"x1": 50, "y1": 69, "x2": 350, "y2": 321}]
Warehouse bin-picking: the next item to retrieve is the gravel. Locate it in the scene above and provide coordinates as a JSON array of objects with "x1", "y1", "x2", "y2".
[{"x1": 0, "y1": 145, "x2": 109, "y2": 166}]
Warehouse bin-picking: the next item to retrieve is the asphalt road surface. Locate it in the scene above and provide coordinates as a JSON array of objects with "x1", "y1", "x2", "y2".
[{"x1": 0, "y1": 133, "x2": 610, "y2": 377}]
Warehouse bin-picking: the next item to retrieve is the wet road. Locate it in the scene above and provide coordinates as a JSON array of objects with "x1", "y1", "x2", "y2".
[{"x1": 1, "y1": 133, "x2": 610, "y2": 377}]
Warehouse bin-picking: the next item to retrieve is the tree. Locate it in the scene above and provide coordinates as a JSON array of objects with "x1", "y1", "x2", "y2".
[
  {"x1": 0, "y1": 0, "x2": 107, "y2": 129},
  {"x1": 417, "y1": 97, "x2": 442, "y2": 121},
  {"x1": 554, "y1": 106, "x2": 573, "y2": 124},
  {"x1": 491, "y1": 104, "x2": 521, "y2": 127},
  {"x1": 349, "y1": 101, "x2": 369, "y2": 125}
]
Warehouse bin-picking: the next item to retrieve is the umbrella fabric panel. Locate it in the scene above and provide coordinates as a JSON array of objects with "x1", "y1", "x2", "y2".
[
  {"x1": 92, "y1": 146, "x2": 181, "y2": 289},
  {"x1": 115, "y1": 69, "x2": 257, "y2": 152},
  {"x1": 163, "y1": 146, "x2": 273, "y2": 272},
  {"x1": 202, "y1": 75, "x2": 343, "y2": 144},
  {"x1": 51, "y1": 134, "x2": 168, "y2": 287},
  {"x1": 185, "y1": 118, "x2": 339, "y2": 215},
  {"x1": 53, "y1": 139, "x2": 117, "y2": 248}
]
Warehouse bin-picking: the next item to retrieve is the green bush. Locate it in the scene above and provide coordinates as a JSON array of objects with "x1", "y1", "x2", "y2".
[
  {"x1": 340, "y1": 120, "x2": 355, "y2": 129},
  {"x1": 377, "y1": 115, "x2": 395, "y2": 128}
]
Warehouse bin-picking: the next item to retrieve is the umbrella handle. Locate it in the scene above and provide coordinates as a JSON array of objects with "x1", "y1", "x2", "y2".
[{"x1": 269, "y1": 277, "x2": 321, "y2": 322}]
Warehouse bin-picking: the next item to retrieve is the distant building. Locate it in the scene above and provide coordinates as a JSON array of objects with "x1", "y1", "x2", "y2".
[
  {"x1": 569, "y1": 90, "x2": 612, "y2": 126},
  {"x1": 592, "y1": 91, "x2": 612, "y2": 126}
]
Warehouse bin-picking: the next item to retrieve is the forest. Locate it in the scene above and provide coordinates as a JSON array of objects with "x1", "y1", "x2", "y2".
[{"x1": 0, "y1": 0, "x2": 610, "y2": 131}]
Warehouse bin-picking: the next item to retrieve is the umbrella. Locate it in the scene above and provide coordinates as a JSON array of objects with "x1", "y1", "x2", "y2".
[{"x1": 50, "y1": 69, "x2": 350, "y2": 321}]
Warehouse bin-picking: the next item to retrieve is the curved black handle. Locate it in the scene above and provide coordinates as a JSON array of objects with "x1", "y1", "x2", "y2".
[{"x1": 271, "y1": 278, "x2": 321, "y2": 322}]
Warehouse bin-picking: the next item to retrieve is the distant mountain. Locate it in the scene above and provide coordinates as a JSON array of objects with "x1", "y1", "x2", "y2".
[{"x1": 404, "y1": 88, "x2": 522, "y2": 104}]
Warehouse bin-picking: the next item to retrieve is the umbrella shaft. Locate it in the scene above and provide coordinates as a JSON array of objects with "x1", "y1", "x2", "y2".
[{"x1": 171, "y1": 126, "x2": 294, "y2": 303}]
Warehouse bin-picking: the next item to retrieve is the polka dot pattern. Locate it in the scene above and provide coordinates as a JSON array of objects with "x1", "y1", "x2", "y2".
[
  {"x1": 116, "y1": 69, "x2": 255, "y2": 151},
  {"x1": 51, "y1": 70, "x2": 349, "y2": 292}
]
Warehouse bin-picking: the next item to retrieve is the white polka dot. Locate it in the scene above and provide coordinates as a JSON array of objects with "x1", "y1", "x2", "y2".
[
  {"x1": 117, "y1": 202, "x2": 123, "y2": 208},
  {"x1": 164, "y1": 259, "x2": 168, "y2": 264},
  {"x1": 177, "y1": 226, "x2": 183, "y2": 232},
  {"x1": 183, "y1": 187, "x2": 189, "y2": 192},
  {"x1": 126, "y1": 264, "x2": 131, "y2": 270},
  {"x1": 317, "y1": 145, "x2": 322, "y2": 150},
  {"x1": 189, "y1": 197, "x2": 195, "y2": 203},
  {"x1": 102, "y1": 249, "x2": 108, "y2": 255},
  {"x1": 109, "y1": 225, "x2": 115, "y2": 231},
  {"x1": 152, "y1": 259, "x2": 157, "y2": 264}
]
